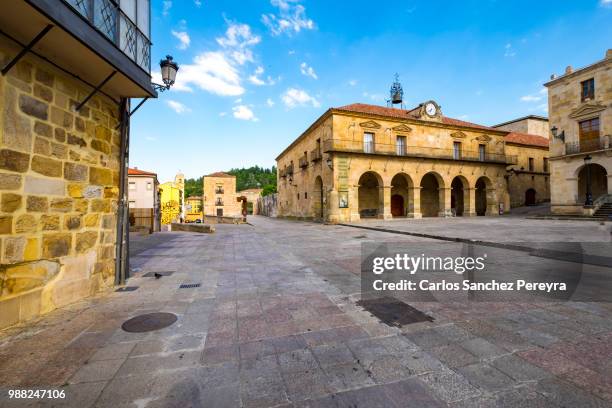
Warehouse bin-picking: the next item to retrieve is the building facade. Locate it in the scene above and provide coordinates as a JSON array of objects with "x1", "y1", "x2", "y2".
[
  {"x1": 545, "y1": 50, "x2": 612, "y2": 215},
  {"x1": 237, "y1": 188, "x2": 263, "y2": 214},
  {"x1": 203, "y1": 172, "x2": 241, "y2": 217},
  {"x1": 127, "y1": 167, "x2": 159, "y2": 232},
  {"x1": 159, "y1": 173, "x2": 184, "y2": 225},
  {"x1": 493, "y1": 115, "x2": 550, "y2": 138},
  {"x1": 276, "y1": 102, "x2": 519, "y2": 223},
  {"x1": 504, "y1": 132, "x2": 550, "y2": 207},
  {"x1": 0, "y1": 0, "x2": 156, "y2": 329},
  {"x1": 185, "y1": 195, "x2": 203, "y2": 222}
]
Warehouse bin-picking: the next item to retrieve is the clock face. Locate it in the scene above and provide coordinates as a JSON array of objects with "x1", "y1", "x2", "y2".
[{"x1": 425, "y1": 103, "x2": 437, "y2": 116}]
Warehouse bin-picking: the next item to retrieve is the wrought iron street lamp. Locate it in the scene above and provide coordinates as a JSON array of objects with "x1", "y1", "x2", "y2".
[
  {"x1": 584, "y1": 155, "x2": 593, "y2": 206},
  {"x1": 153, "y1": 55, "x2": 179, "y2": 92},
  {"x1": 551, "y1": 126, "x2": 565, "y2": 142}
]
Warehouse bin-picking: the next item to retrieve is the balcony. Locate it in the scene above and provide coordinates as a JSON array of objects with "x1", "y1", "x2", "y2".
[
  {"x1": 215, "y1": 188, "x2": 225, "y2": 194},
  {"x1": 215, "y1": 199, "x2": 224, "y2": 206},
  {"x1": 565, "y1": 138, "x2": 610, "y2": 155},
  {"x1": 299, "y1": 156, "x2": 308, "y2": 168},
  {"x1": 323, "y1": 139, "x2": 516, "y2": 165},
  {"x1": 311, "y1": 148, "x2": 322, "y2": 162},
  {"x1": 64, "y1": 0, "x2": 150, "y2": 72},
  {"x1": 286, "y1": 164, "x2": 294, "y2": 175}
]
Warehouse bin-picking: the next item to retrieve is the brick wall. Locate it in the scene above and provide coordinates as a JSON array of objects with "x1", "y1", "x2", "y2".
[{"x1": 0, "y1": 40, "x2": 120, "y2": 329}]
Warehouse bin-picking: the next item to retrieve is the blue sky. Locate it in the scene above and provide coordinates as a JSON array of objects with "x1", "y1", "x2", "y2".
[{"x1": 130, "y1": 0, "x2": 612, "y2": 182}]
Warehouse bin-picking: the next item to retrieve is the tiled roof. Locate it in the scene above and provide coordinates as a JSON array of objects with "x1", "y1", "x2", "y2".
[
  {"x1": 128, "y1": 167, "x2": 156, "y2": 176},
  {"x1": 206, "y1": 172, "x2": 234, "y2": 178},
  {"x1": 504, "y1": 132, "x2": 549, "y2": 148},
  {"x1": 334, "y1": 103, "x2": 498, "y2": 131}
]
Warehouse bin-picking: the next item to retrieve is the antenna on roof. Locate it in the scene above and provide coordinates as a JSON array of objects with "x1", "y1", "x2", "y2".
[{"x1": 387, "y1": 73, "x2": 404, "y2": 109}]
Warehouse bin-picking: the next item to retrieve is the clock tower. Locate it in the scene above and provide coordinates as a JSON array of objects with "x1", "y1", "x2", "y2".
[{"x1": 415, "y1": 100, "x2": 443, "y2": 121}]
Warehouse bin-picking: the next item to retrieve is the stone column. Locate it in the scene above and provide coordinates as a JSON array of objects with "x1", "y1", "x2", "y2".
[
  {"x1": 438, "y1": 187, "x2": 453, "y2": 217},
  {"x1": 327, "y1": 189, "x2": 339, "y2": 223},
  {"x1": 407, "y1": 187, "x2": 422, "y2": 218},
  {"x1": 485, "y1": 188, "x2": 499, "y2": 216},
  {"x1": 350, "y1": 185, "x2": 361, "y2": 221},
  {"x1": 465, "y1": 188, "x2": 476, "y2": 216},
  {"x1": 608, "y1": 175, "x2": 612, "y2": 194},
  {"x1": 378, "y1": 186, "x2": 392, "y2": 219}
]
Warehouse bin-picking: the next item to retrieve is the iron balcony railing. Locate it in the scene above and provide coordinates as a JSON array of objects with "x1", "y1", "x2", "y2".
[
  {"x1": 215, "y1": 188, "x2": 224, "y2": 194},
  {"x1": 215, "y1": 199, "x2": 224, "y2": 206},
  {"x1": 311, "y1": 148, "x2": 322, "y2": 162},
  {"x1": 565, "y1": 138, "x2": 609, "y2": 155},
  {"x1": 299, "y1": 156, "x2": 308, "y2": 168},
  {"x1": 323, "y1": 139, "x2": 517, "y2": 164},
  {"x1": 64, "y1": 0, "x2": 151, "y2": 72}
]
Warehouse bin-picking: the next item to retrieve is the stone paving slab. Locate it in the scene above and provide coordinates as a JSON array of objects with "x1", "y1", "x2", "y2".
[{"x1": 0, "y1": 216, "x2": 611, "y2": 407}]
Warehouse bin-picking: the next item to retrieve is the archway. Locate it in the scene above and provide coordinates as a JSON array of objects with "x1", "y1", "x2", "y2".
[
  {"x1": 358, "y1": 171, "x2": 383, "y2": 218},
  {"x1": 525, "y1": 188, "x2": 536, "y2": 206},
  {"x1": 312, "y1": 176, "x2": 324, "y2": 220},
  {"x1": 475, "y1": 176, "x2": 492, "y2": 216},
  {"x1": 577, "y1": 163, "x2": 608, "y2": 203},
  {"x1": 391, "y1": 173, "x2": 413, "y2": 217},
  {"x1": 420, "y1": 172, "x2": 443, "y2": 217},
  {"x1": 451, "y1": 176, "x2": 469, "y2": 216}
]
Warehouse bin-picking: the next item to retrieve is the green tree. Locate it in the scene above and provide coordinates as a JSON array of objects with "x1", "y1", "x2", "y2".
[{"x1": 184, "y1": 176, "x2": 203, "y2": 197}]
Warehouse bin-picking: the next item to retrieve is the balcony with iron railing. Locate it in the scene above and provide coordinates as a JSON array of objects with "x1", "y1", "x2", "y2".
[
  {"x1": 215, "y1": 188, "x2": 225, "y2": 194},
  {"x1": 323, "y1": 139, "x2": 517, "y2": 164},
  {"x1": 311, "y1": 148, "x2": 322, "y2": 162},
  {"x1": 565, "y1": 137, "x2": 611, "y2": 155},
  {"x1": 64, "y1": 0, "x2": 151, "y2": 72},
  {"x1": 299, "y1": 156, "x2": 308, "y2": 168},
  {"x1": 215, "y1": 199, "x2": 224, "y2": 206}
]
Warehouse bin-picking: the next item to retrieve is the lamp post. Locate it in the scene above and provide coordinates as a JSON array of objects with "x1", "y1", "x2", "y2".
[
  {"x1": 153, "y1": 55, "x2": 179, "y2": 92},
  {"x1": 584, "y1": 155, "x2": 593, "y2": 207}
]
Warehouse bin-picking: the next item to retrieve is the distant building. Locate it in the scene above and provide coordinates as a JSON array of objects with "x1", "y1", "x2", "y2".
[
  {"x1": 545, "y1": 50, "x2": 611, "y2": 215},
  {"x1": 185, "y1": 196, "x2": 203, "y2": 222},
  {"x1": 493, "y1": 115, "x2": 549, "y2": 138},
  {"x1": 203, "y1": 172, "x2": 241, "y2": 218},
  {"x1": 160, "y1": 173, "x2": 185, "y2": 225},
  {"x1": 128, "y1": 168, "x2": 160, "y2": 231},
  {"x1": 237, "y1": 188, "x2": 263, "y2": 214}
]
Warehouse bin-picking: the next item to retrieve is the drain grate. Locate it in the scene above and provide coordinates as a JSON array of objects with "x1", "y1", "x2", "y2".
[
  {"x1": 143, "y1": 271, "x2": 175, "y2": 277},
  {"x1": 179, "y1": 283, "x2": 201, "y2": 289},
  {"x1": 121, "y1": 312, "x2": 177, "y2": 333},
  {"x1": 115, "y1": 286, "x2": 139, "y2": 292},
  {"x1": 356, "y1": 296, "x2": 434, "y2": 327}
]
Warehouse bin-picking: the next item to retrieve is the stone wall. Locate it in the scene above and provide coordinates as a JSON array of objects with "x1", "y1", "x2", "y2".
[
  {"x1": 505, "y1": 143, "x2": 550, "y2": 207},
  {"x1": 0, "y1": 40, "x2": 120, "y2": 329},
  {"x1": 257, "y1": 194, "x2": 278, "y2": 217},
  {"x1": 495, "y1": 118, "x2": 549, "y2": 138},
  {"x1": 203, "y1": 175, "x2": 241, "y2": 217}
]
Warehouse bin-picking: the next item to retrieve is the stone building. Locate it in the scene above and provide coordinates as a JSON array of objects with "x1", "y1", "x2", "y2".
[
  {"x1": 276, "y1": 102, "x2": 519, "y2": 223},
  {"x1": 127, "y1": 167, "x2": 160, "y2": 232},
  {"x1": 203, "y1": 172, "x2": 241, "y2": 218},
  {"x1": 0, "y1": 0, "x2": 156, "y2": 329},
  {"x1": 237, "y1": 188, "x2": 263, "y2": 214},
  {"x1": 493, "y1": 115, "x2": 549, "y2": 138},
  {"x1": 545, "y1": 50, "x2": 611, "y2": 215}
]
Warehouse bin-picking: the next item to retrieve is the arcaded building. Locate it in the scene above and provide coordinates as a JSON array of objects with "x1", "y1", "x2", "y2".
[
  {"x1": 545, "y1": 50, "x2": 612, "y2": 215},
  {"x1": 276, "y1": 100, "x2": 521, "y2": 223}
]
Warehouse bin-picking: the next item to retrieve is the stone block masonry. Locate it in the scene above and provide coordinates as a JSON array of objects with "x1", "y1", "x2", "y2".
[{"x1": 0, "y1": 39, "x2": 121, "y2": 330}]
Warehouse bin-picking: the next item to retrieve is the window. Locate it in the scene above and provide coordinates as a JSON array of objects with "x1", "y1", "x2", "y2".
[
  {"x1": 579, "y1": 117, "x2": 600, "y2": 140},
  {"x1": 453, "y1": 142, "x2": 462, "y2": 160},
  {"x1": 396, "y1": 136, "x2": 406, "y2": 156},
  {"x1": 215, "y1": 185, "x2": 224, "y2": 194},
  {"x1": 364, "y1": 132, "x2": 374, "y2": 153},
  {"x1": 129, "y1": 182, "x2": 136, "y2": 190},
  {"x1": 128, "y1": 200, "x2": 136, "y2": 207},
  {"x1": 543, "y1": 158, "x2": 549, "y2": 172},
  {"x1": 528, "y1": 158, "x2": 534, "y2": 172},
  {"x1": 581, "y1": 78, "x2": 594, "y2": 102},
  {"x1": 217, "y1": 209, "x2": 223, "y2": 216},
  {"x1": 478, "y1": 144, "x2": 486, "y2": 162},
  {"x1": 215, "y1": 198, "x2": 223, "y2": 206},
  {"x1": 146, "y1": 182, "x2": 152, "y2": 190},
  {"x1": 297, "y1": 193, "x2": 300, "y2": 200},
  {"x1": 305, "y1": 192, "x2": 308, "y2": 199}
]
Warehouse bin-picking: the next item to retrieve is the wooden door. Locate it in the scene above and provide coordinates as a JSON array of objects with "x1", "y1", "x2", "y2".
[{"x1": 391, "y1": 194, "x2": 404, "y2": 217}]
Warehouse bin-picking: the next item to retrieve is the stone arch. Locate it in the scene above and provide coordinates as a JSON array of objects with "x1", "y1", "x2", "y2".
[
  {"x1": 358, "y1": 171, "x2": 383, "y2": 218},
  {"x1": 312, "y1": 176, "x2": 324, "y2": 220},
  {"x1": 475, "y1": 176, "x2": 493, "y2": 216},
  {"x1": 420, "y1": 172, "x2": 445, "y2": 217},
  {"x1": 390, "y1": 173, "x2": 414, "y2": 217},
  {"x1": 451, "y1": 175, "x2": 470, "y2": 216},
  {"x1": 576, "y1": 163, "x2": 608, "y2": 204}
]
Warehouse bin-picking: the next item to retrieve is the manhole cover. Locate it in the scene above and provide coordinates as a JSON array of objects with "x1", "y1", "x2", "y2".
[
  {"x1": 179, "y1": 283, "x2": 201, "y2": 289},
  {"x1": 356, "y1": 296, "x2": 434, "y2": 327},
  {"x1": 121, "y1": 312, "x2": 177, "y2": 333}
]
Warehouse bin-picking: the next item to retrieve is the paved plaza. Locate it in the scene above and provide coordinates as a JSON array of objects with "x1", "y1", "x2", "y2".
[{"x1": 1, "y1": 216, "x2": 612, "y2": 407}]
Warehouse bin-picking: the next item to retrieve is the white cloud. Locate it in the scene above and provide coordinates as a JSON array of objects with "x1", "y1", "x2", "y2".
[
  {"x1": 288, "y1": 50, "x2": 296, "y2": 55},
  {"x1": 601, "y1": 0, "x2": 612, "y2": 6},
  {"x1": 166, "y1": 100, "x2": 191, "y2": 114},
  {"x1": 194, "y1": 0, "x2": 202, "y2": 6},
  {"x1": 348, "y1": 80, "x2": 357, "y2": 86},
  {"x1": 362, "y1": 91, "x2": 385, "y2": 102},
  {"x1": 219, "y1": 112, "x2": 227, "y2": 117},
  {"x1": 300, "y1": 62, "x2": 318, "y2": 79},
  {"x1": 261, "y1": 0, "x2": 315, "y2": 36},
  {"x1": 153, "y1": 51, "x2": 244, "y2": 96},
  {"x1": 520, "y1": 88, "x2": 547, "y2": 102},
  {"x1": 216, "y1": 22, "x2": 261, "y2": 65},
  {"x1": 162, "y1": 1, "x2": 172, "y2": 16},
  {"x1": 282, "y1": 88, "x2": 320, "y2": 108},
  {"x1": 248, "y1": 66, "x2": 266, "y2": 85},
  {"x1": 504, "y1": 43, "x2": 516, "y2": 57},
  {"x1": 171, "y1": 30, "x2": 190, "y2": 50},
  {"x1": 233, "y1": 105, "x2": 258, "y2": 121},
  {"x1": 266, "y1": 98, "x2": 275, "y2": 107}
]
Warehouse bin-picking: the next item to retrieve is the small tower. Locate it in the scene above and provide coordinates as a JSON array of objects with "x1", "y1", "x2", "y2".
[{"x1": 388, "y1": 73, "x2": 404, "y2": 109}]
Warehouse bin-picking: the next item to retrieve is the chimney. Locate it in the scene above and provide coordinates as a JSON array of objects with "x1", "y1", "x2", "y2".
[{"x1": 565, "y1": 65, "x2": 573, "y2": 74}]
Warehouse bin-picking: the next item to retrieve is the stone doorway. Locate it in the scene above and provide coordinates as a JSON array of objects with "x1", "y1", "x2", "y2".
[
  {"x1": 525, "y1": 188, "x2": 536, "y2": 206},
  {"x1": 451, "y1": 176, "x2": 468, "y2": 216},
  {"x1": 358, "y1": 171, "x2": 383, "y2": 218},
  {"x1": 475, "y1": 178, "x2": 487, "y2": 216},
  {"x1": 420, "y1": 173, "x2": 442, "y2": 217},
  {"x1": 391, "y1": 194, "x2": 404, "y2": 217},
  {"x1": 578, "y1": 163, "x2": 608, "y2": 203}
]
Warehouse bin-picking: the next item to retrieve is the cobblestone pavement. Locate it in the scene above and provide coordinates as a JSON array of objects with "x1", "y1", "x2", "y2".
[{"x1": 0, "y1": 216, "x2": 611, "y2": 407}]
